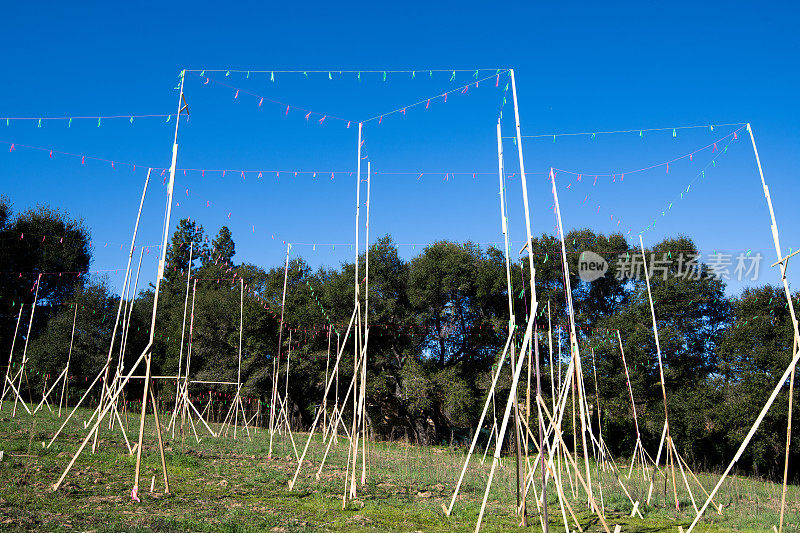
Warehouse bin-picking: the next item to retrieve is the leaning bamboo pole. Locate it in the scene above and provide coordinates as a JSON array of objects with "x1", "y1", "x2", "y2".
[{"x1": 689, "y1": 125, "x2": 800, "y2": 533}]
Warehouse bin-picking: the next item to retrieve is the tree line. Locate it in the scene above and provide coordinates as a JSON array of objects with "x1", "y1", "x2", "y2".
[{"x1": 1, "y1": 195, "x2": 797, "y2": 482}]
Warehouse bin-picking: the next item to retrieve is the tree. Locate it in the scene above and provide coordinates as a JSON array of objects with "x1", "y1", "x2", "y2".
[
  {"x1": 164, "y1": 218, "x2": 205, "y2": 286},
  {"x1": 0, "y1": 201, "x2": 91, "y2": 358},
  {"x1": 210, "y1": 226, "x2": 236, "y2": 267}
]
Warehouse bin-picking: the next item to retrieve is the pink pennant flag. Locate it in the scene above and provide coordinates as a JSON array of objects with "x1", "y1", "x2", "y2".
[
  {"x1": 621, "y1": 173, "x2": 624, "y2": 181},
  {"x1": 81, "y1": 156, "x2": 85, "y2": 165},
  {"x1": 305, "y1": 112, "x2": 311, "y2": 120},
  {"x1": 593, "y1": 175, "x2": 597, "y2": 186},
  {"x1": 319, "y1": 115, "x2": 326, "y2": 124},
  {"x1": 241, "y1": 170, "x2": 245, "y2": 179},
  {"x1": 258, "y1": 98, "x2": 263, "y2": 107},
  {"x1": 252, "y1": 225, "x2": 255, "y2": 233},
  {"x1": 713, "y1": 142, "x2": 717, "y2": 152},
  {"x1": 204, "y1": 78, "x2": 209, "y2": 85},
  {"x1": 258, "y1": 171, "x2": 262, "y2": 178},
  {"x1": 9, "y1": 144, "x2": 14, "y2": 152},
  {"x1": 402, "y1": 108, "x2": 406, "y2": 115},
  {"x1": 49, "y1": 150, "x2": 53, "y2": 158},
  {"x1": 379, "y1": 115, "x2": 383, "y2": 124},
  {"x1": 202, "y1": 169, "x2": 205, "y2": 177},
  {"x1": 228, "y1": 212, "x2": 231, "y2": 218},
  {"x1": 222, "y1": 170, "x2": 226, "y2": 177},
  {"x1": 111, "y1": 161, "x2": 115, "y2": 169},
  {"x1": 426, "y1": 99, "x2": 430, "y2": 109},
  {"x1": 666, "y1": 162, "x2": 669, "y2": 174},
  {"x1": 690, "y1": 153, "x2": 693, "y2": 162},
  {"x1": 185, "y1": 188, "x2": 189, "y2": 196},
  {"x1": 206, "y1": 201, "x2": 210, "y2": 207},
  {"x1": 496, "y1": 75, "x2": 499, "y2": 87},
  {"x1": 444, "y1": 93, "x2": 448, "y2": 103},
  {"x1": 285, "y1": 105, "x2": 290, "y2": 115},
  {"x1": 331, "y1": 172, "x2": 334, "y2": 180},
  {"x1": 347, "y1": 121, "x2": 351, "y2": 128}
]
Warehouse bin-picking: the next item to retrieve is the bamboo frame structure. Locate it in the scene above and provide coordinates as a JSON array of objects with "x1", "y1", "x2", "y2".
[
  {"x1": 167, "y1": 279, "x2": 217, "y2": 441},
  {"x1": 2, "y1": 275, "x2": 42, "y2": 417},
  {"x1": 47, "y1": 168, "x2": 153, "y2": 452},
  {"x1": 54, "y1": 70, "x2": 188, "y2": 495},
  {"x1": 687, "y1": 123, "x2": 800, "y2": 533},
  {"x1": 218, "y1": 278, "x2": 251, "y2": 440}
]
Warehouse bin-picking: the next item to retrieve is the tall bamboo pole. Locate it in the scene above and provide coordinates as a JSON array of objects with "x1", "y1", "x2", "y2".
[
  {"x1": 638, "y1": 235, "x2": 680, "y2": 510},
  {"x1": 269, "y1": 242, "x2": 291, "y2": 457},
  {"x1": 689, "y1": 124, "x2": 800, "y2": 532},
  {"x1": 550, "y1": 168, "x2": 594, "y2": 504},
  {"x1": 131, "y1": 70, "x2": 187, "y2": 497}
]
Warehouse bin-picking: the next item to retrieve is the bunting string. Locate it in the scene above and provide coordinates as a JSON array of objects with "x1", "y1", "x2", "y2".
[
  {"x1": 552, "y1": 126, "x2": 744, "y2": 178},
  {"x1": 362, "y1": 70, "x2": 509, "y2": 124},
  {"x1": 193, "y1": 73, "x2": 353, "y2": 126},
  {"x1": 0, "y1": 112, "x2": 186, "y2": 127},
  {"x1": 506, "y1": 122, "x2": 747, "y2": 140}
]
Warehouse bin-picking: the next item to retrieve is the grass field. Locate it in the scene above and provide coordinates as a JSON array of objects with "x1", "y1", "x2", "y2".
[{"x1": 0, "y1": 402, "x2": 797, "y2": 532}]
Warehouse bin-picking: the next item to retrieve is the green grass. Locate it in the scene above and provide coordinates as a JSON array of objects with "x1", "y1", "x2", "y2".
[{"x1": 0, "y1": 402, "x2": 797, "y2": 532}]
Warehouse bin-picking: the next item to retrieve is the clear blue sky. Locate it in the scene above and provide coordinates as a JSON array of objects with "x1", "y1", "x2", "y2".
[{"x1": 1, "y1": 1, "x2": 798, "y2": 297}]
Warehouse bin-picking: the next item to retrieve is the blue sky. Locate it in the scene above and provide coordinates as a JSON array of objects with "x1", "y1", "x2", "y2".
[{"x1": 1, "y1": 1, "x2": 798, "y2": 297}]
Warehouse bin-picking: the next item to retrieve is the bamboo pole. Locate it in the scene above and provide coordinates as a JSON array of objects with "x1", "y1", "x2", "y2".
[
  {"x1": 130, "y1": 73, "x2": 187, "y2": 498},
  {"x1": 95, "y1": 166, "x2": 152, "y2": 444},
  {"x1": 509, "y1": 73, "x2": 542, "y2": 524},
  {"x1": 638, "y1": 234, "x2": 680, "y2": 510},
  {"x1": 345, "y1": 122, "x2": 364, "y2": 504},
  {"x1": 550, "y1": 168, "x2": 594, "y2": 504},
  {"x1": 269, "y1": 242, "x2": 291, "y2": 457},
  {"x1": 475, "y1": 322, "x2": 543, "y2": 532},
  {"x1": 289, "y1": 306, "x2": 358, "y2": 489},
  {"x1": 360, "y1": 160, "x2": 371, "y2": 486},
  {"x1": 535, "y1": 325, "x2": 549, "y2": 531},
  {"x1": 172, "y1": 241, "x2": 193, "y2": 438},
  {"x1": 444, "y1": 331, "x2": 516, "y2": 515},
  {"x1": 779, "y1": 337, "x2": 796, "y2": 533},
  {"x1": 58, "y1": 304, "x2": 78, "y2": 417}
]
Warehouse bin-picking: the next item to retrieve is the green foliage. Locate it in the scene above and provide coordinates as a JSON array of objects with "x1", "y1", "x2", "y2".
[{"x1": 4, "y1": 195, "x2": 798, "y2": 479}]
